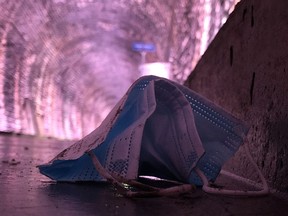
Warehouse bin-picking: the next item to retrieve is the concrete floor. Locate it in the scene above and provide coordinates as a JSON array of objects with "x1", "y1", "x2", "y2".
[{"x1": 0, "y1": 134, "x2": 287, "y2": 216}]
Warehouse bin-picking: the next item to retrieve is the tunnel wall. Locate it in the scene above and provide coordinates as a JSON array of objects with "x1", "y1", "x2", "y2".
[
  {"x1": 0, "y1": 0, "x2": 237, "y2": 140},
  {"x1": 185, "y1": 0, "x2": 288, "y2": 192}
]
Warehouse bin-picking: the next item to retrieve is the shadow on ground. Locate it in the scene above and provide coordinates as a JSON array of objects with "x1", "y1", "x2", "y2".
[{"x1": 0, "y1": 134, "x2": 287, "y2": 216}]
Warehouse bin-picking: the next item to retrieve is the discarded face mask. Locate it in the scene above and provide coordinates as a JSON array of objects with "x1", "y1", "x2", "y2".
[{"x1": 38, "y1": 76, "x2": 249, "y2": 191}]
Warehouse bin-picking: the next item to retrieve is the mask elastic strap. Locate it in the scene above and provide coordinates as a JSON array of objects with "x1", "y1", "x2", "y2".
[
  {"x1": 87, "y1": 150, "x2": 195, "y2": 197},
  {"x1": 195, "y1": 142, "x2": 269, "y2": 196}
]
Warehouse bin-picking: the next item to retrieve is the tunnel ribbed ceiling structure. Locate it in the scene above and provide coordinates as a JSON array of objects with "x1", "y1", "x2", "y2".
[{"x1": 0, "y1": 0, "x2": 238, "y2": 139}]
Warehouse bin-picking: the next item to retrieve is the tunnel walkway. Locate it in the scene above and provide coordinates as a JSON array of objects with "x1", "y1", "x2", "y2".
[
  {"x1": 0, "y1": 134, "x2": 287, "y2": 216},
  {"x1": 1, "y1": 0, "x2": 288, "y2": 214}
]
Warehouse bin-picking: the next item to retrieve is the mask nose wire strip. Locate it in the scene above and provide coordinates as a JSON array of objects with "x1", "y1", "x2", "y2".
[{"x1": 195, "y1": 142, "x2": 269, "y2": 196}]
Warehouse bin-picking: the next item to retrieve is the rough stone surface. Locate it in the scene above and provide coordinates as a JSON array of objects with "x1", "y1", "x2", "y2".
[
  {"x1": 185, "y1": 0, "x2": 288, "y2": 192},
  {"x1": 0, "y1": 134, "x2": 287, "y2": 216}
]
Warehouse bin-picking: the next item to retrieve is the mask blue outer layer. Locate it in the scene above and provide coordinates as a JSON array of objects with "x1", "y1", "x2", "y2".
[
  {"x1": 39, "y1": 77, "x2": 156, "y2": 181},
  {"x1": 38, "y1": 76, "x2": 249, "y2": 185},
  {"x1": 176, "y1": 83, "x2": 249, "y2": 185}
]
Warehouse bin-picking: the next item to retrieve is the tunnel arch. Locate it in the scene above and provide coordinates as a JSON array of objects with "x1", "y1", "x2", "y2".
[{"x1": 0, "y1": 0, "x2": 238, "y2": 139}]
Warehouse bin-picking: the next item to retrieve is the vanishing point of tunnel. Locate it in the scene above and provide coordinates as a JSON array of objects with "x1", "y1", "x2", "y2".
[
  {"x1": 0, "y1": 0, "x2": 236, "y2": 139},
  {"x1": 1, "y1": 0, "x2": 288, "y2": 215}
]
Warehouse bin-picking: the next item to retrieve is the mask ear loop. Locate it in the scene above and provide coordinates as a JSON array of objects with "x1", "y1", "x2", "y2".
[
  {"x1": 195, "y1": 141, "x2": 269, "y2": 196},
  {"x1": 87, "y1": 150, "x2": 196, "y2": 197}
]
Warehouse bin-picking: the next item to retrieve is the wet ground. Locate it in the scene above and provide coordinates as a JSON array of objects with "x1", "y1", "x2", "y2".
[{"x1": 0, "y1": 134, "x2": 287, "y2": 216}]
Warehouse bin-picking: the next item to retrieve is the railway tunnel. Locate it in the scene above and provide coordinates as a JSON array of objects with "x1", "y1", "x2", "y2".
[
  {"x1": 0, "y1": 0, "x2": 288, "y2": 215},
  {"x1": 0, "y1": 0, "x2": 236, "y2": 139}
]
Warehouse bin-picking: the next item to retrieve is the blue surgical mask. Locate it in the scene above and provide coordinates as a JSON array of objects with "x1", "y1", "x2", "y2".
[{"x1": 39, "y1": 76, "x2": 249, "y2": 185}]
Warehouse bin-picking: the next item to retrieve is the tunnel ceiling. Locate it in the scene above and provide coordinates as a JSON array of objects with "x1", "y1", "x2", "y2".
[{"x1": 0, "y1": 0, "x2": 238, "y2": 139}]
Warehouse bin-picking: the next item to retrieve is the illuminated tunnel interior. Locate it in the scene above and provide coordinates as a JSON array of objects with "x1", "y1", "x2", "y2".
[
  {"x1": 1, "y1": 0, "x2": 288, "y2": 215},
  {"x1": 0, "y1": 0, "x2": 237, "y2": 139}
]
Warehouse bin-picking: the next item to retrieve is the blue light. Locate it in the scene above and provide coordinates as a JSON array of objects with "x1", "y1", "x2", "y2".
[{"x1": 132, "y1": 42, "x2": 156, "y2": 52}]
